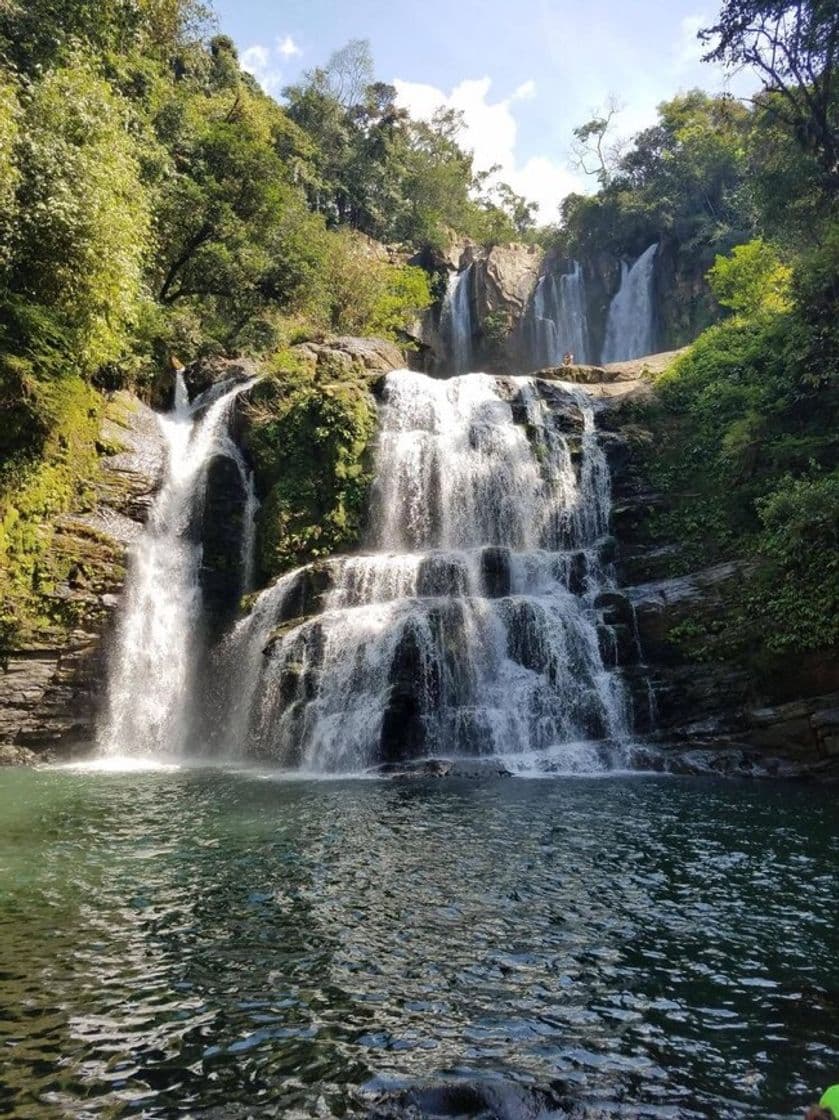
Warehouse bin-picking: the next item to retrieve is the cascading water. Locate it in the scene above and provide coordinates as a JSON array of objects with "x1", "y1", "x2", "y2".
[
  {"x1": 439, "y1": 265, "x2": 474, "y2": 373},
  {"x1": 221, "y1": 369, "x2": 632, "y2": 774},
  {"x1": 98, "y1": 373, "x2": 255, "y2": 757},
  {"x1": 601, "y1": 242, "x2": 658, "y2": 363},
  {"x1": 527, "y1": 261, "x2": 591, "y2": 368}
]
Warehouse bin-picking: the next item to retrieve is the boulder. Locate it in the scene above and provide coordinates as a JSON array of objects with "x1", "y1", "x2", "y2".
[
  {"x1": 594, "y1": 590, "x2": 635, "y2": 629},
  {"x1": 474, "y1": 243, "x2": 543, "y2": 325},
  {"x1": 0, "y1": 743, "x2": 39, "y2": 766},
  {"x1": 293, "y1": 336, "x2": 405, "y2": 382},
  {"x1": 364, "y1": 1077, "x2": 581, "y2": 1120},
  {"x1": 151, "y1": 356, "x2": 258, "y2": 410}
]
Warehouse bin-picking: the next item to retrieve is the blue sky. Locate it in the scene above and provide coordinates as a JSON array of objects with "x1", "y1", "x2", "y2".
[{"x1": 213, "y1": 0, "x2": 755, "y2": 219}]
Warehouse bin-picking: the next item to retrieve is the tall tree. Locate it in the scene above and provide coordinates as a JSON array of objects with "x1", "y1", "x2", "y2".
[
  {"x1": 700, "y1": 0, "x2": 839, "y2": 182},
  {"x1": 570, "y1": 95, "x2": 625, "y2": 186}
]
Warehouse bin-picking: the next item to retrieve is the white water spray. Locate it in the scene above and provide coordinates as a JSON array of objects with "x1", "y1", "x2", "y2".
[
  {"x1": 601, "y1": 243, "x2": 658, "y2": 364},
  {"x1": 528, "y1": 262, "x2": 591, "y2": 368},
  {"x1": 98, "y1": 373, "x2": 254, "y2": 757},
  {"x1": 223, "y1": 370, "x2": 631, "y2": 773},
  {"x1": 440, "y1": 265, "x2": 475, "y2": 373}
]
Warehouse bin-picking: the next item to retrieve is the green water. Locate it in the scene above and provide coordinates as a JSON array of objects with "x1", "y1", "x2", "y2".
[{"x1": 0, "y1": 766, "x2": 837, "y2": 1118}]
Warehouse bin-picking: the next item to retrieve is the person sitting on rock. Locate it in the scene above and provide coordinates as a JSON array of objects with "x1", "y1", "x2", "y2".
[{"x1": 562, "y1": 351, "x2": 574, "y2": 367}]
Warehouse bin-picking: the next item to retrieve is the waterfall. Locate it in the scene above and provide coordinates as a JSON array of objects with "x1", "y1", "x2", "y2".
[
  {"x1": 98, "y1": 372, "x2": 254, "y2": 757},
  {"x1": 601, "y1": 243, "x2": 658, "y2": 364},
  {"x1": 240, "y1": 471, "x2": 259, "y2": 595},
  {"x1": 222, "y1": 370, "x2": 631, "y2": 774},
  {"x1": 440, "y1": 265, "x2": 474, "y2": 374},
  {"x1": 528, "y1": 262, "x2": 591, "y2": 368}
]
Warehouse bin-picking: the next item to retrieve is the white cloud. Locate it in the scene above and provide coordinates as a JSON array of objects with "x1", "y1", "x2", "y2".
[
  {"x1": 394, "y1": 76, "x2": 585, "y2": 218},
  {"x1": 674, "y1": 13, "x2": 707, "y2": 72},
  {"x1": 240, "y1": 34, "x2": 302, "y2": 96},
  {"x1": 512, "y1": 79, "x2": 537, "y2": 102},
  {"x1": 241, "y1": 43, "x2": 283, "y2": 95},
  {"x1": 277, "y1": 35, "x2": 302, "y2": 59}
]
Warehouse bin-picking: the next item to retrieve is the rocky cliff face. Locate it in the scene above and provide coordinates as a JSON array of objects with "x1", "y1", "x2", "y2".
[
  {"x1": 0, "y1": 394, "x2": 165, "y2": 758},
  {"x1": 421, "y1": 236, "x2": 719, "y2": 373},
  {"x1": 595, "y1": 372, "x2": 839, "y2": 777}
]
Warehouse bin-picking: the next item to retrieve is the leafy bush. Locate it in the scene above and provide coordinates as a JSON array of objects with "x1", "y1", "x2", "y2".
[
  {"x1": 755, "y1": 470, "x2": 839, "y2": 652},
  {"x1": 707, "y1": 239, "x2": 792, "y2": 317},
  {"x1": 243, "y1": 372, "x2": 378, "y2": 577}
]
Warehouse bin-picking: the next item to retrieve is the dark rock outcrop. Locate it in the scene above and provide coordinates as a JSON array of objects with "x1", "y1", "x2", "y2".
[
  {"x1": 199, "y1": 454, "x2": 250, "y2": 630},
  {"x1": 364, "y1": 1077, "x2": 584, "y2": 1119}
]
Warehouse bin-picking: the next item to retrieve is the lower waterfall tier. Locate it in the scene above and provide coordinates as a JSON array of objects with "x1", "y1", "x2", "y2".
[{"x1": 209, "y1": 544, "x2": 634, "y2": 772}]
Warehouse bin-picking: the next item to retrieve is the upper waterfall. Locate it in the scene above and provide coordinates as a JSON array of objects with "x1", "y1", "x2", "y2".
[
  {"x1": 218, "y1": 369, "x2": 633, "y2": 774},
  {"x1": 98, "y1": 372, "x2": 254, "y2": 757},
  {"x1": 527, "y1": 262, "x2": 591, "y2": 369},
  {"x1": 439, "y1": 265, "x2": 475, "y2": 374},
  {"x1": 601, "y1": 243, "x2": 658, "y2": 363}
]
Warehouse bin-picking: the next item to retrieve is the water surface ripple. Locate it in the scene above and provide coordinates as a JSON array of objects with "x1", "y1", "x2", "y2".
[{"x1": 0, "y1": 769, "x2": 837, "y2": 1118}]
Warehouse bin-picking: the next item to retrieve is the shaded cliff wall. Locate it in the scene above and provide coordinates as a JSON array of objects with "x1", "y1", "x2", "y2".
[{"x1": 418, "y1": 236, "x2": 719, "y2": 372}]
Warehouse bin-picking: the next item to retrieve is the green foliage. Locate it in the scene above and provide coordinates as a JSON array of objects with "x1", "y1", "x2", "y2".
[
  {"x1": 9, "y1": 61, "x2": 152, "y2": 372},
  {"x1": 755, "y1": 470, "x2": 839, "y2": 652},
  {"x1": 314, "y1": 232, "x2": 431, "y2": 338},
  {"x1": 0, "y1": 376, "x2": 104, "y2": 646},
  {"x1": 559, "y1": 91, "x2": 751, "y2": 262},
  {"x1": 243, "y1": 371, "x2": 378, "y2": 577},
  {"x1": 707, "y1": 239, "x2": 792, "y2": 317},
  {"x1": 632, "y1": 231, "x2": 838, "y2": 661},
  {"x1": 285, "y1": 67, "x2": 527, "y2": 250},
  {"x1": 699, "y1": 0, "x2": 839, "y2": 184},
  {"x1": 0, "y1": 77, "x2": 20, "y2": 269}
]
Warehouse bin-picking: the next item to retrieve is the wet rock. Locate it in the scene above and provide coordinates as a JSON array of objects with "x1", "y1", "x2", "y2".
[
  {"x1": 0, "y1": 743, "x2": 39, "y2": 766},
  {"x1": 276, "y1": 562, "x2": 337, "y2": 624},
  {"x1": 597, "y1": 623, "x2": 637, "y2": 668},
  {"x1": 149, "y1": 356, "x2": 257, "y2": 411},
  {"x1": 371, "y1": 758, "x2": 454, "y2": 778},
  {"x1": 185, "y1": 356, "x2": 256, "y2": 404},
  {"x1": 594, "y1": 590, "x2": 634, "y2": 629},
  {"x1": 609, "y1": 491, "x2": 662, "y2": 544},
  {"x1": 481, "y1": 546, "x2": 512, "y2": 598},
  {"x1": 597, "y1": 431, "x2": 630, "y2": 474},
  {"x1": 417, "y1": 554, "x2": 469, "y2": 597},
  {"x1": 625, "y1": 561, "x2": 746, "y2": 662},
  {"x1": 380, "y1": 620, "x2": 442, "y2": 763},
  {"x1": 812, "y1": 706, "x2": 839, "y2": 756},
  {"x1": 597, "y1": 536, "x2": 619, "y2": 565},
  {"x1": 448, "y1": 758, "x2": 514, "y2": 778},
  {"x1": 0, "y1": 392, "x2": 165, "y2": 757},
  {"x1": 565, "y1": 551, "x2": 588, "y2": 595},
  {"x1": 200, "y1": 454, "x2": 249, "y2": 630},
  {"x1": 364, "y1": 1076, "x2": 583, "y2": 1120}
]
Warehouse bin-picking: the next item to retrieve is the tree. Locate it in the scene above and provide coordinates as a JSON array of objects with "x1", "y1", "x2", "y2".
[
  {"x1": 708, "y1": 238, "x2": 793, "y2": 315},
  {"x1": 0, "y1": 78, "x2": 20, "y2": 270},
  {"x1": 12, "y1": 61, "x2": 152, "y2": 371},
  {"x1": 323, "y1": 39, "x2": 374, "y2": 109},
  {"x1": 700, "y1": 0, "x2": 839, "y2": 182},
  {"x1": 0, "y1": 0, "x2": 211, "y2": 73},
  {"x1": 570, "y1": 96, "x2": 625, "y2": 186}
]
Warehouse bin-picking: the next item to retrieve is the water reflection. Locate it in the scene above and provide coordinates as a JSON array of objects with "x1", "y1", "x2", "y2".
[{"x1": 0, "y1": 770, "x2": 836, "y2": 1118}]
